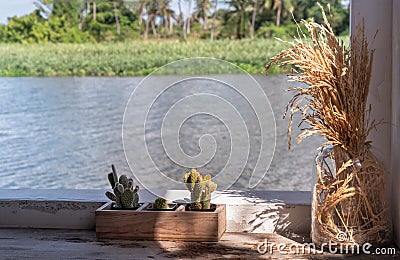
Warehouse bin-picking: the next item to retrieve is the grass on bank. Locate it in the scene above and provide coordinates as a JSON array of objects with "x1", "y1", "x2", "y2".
[
  {"x1": 0, "y1": 39, "x2": 288, "y2": 76},
  {"x1": 0, "y1": 37, "x2": 349, "y2": 77}
]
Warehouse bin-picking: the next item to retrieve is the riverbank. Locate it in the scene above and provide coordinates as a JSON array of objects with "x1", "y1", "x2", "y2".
[{"x1": 0, "y1": 39, "x2": 288, "y2": 77}]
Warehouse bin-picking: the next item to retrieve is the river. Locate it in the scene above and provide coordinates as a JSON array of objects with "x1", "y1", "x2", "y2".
[{"x1": 0, "y1": 75, "x2": 323, "y2": 191}]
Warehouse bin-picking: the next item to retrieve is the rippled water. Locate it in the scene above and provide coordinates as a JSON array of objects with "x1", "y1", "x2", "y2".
[{"x1": 0, "y1": 75, "x2": 323, "y2": 190}]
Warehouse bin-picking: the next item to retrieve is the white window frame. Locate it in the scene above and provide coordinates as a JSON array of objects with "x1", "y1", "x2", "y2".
[{"x1": 351, "y1": 0, "x2": 400, "y2": 247}]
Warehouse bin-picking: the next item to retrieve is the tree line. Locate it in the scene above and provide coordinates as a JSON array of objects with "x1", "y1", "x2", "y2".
[{"x1": 0, "y1": 0, "x2": 349, "y2": 43}]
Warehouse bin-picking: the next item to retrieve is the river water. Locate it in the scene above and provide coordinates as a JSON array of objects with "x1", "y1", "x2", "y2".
[{"x1": 0, "y1": 75, "x2": 323, "y2": 190}]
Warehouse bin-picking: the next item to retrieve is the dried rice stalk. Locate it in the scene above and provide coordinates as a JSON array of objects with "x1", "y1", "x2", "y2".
[
  {"x1": 266, "y1": 4, "x2": 375, "y2": 156},
  {"x1": 266, "y1": 3, "x2": 391, "y2": 247}
]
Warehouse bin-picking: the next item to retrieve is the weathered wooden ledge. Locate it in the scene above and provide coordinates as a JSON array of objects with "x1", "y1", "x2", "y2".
[
  {"x1": 0, "y1": 229, "x2": 397, "y2": 259},
  {"x1": 0, "y1": 190, "x2": 398, "y2": 258},
  {"x1": 0, "y1": 189, "x2": 311, "y2": 235}
]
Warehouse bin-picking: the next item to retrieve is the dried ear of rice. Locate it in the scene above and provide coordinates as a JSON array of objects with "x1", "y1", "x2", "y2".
[{"x1": 266, "y1": 3, "x2": 391, "y2": 247}]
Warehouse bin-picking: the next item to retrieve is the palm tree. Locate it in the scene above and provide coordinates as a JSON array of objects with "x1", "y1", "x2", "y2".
[
  {"x1": 133, "y1": 0, "x2": 158, "y2": 39},
  {"x1": 147, "y1": 2, "x2": 158, "y2": 37},
  {"x1": 177, "y1": 0, "x2": 187, "y2": 39},
  {"x1": 93, "y1": 1, "x2": 96, "y2": 21},
  {"x1": 186, "y1": 0, "x2": 193, "y2": 34},
  {"x1": 79, "y1": 1, "x2": 92, "y2": 29},
  {"x1": 177, "y1": 0, "x2": 184, "y2": 26},
  {"x1": 157, "y1": 0, "x2": 175, "y2": 34},
  {"x1": 209, "y1": 0, "x2": 218, "y2": 41},
  {"x1": 133, "y1": 0, "x2": 146, "y2": 25},
  {"x1": 134, "y1": 0, "x2": 148, "y2": 38},
  {"x1": 165, "y1": 8, "x2": 176, "y2": 34},
  {"x1": 194, "y1": 0, "x2": 212, "y2": 30},
  {"x1": 33, "y1": 0, "x2": 52, "y2": 20},
  {"x1": 265, "y1": 0, "x2": 293, "y2": 27},
  {"x1": 228, "y1": 0, "x2": 248, "y2": 39},
  {"x1": 113, "y1": 2, "x2": 121, "y2": 35},
  {"x1": 249, "y1": 0, "x2": 258, "y2": 38}
]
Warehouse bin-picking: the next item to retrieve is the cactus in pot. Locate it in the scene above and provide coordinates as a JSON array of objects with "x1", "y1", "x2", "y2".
[
  {"x1": 105, "y1": 164, "x2": 139, "y2": 209},
  {"x1": 183, "y1": 169, "x2": 217, "y2": 210},
  {"x1": 201, "y1": 174, "x2": 217, "y2": 209},
  {"x1": 152, "y1": 197, "x2": 168, "y2": 210}
]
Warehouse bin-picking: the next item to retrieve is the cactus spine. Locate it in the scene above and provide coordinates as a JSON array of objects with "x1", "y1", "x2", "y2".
[
  {"x1": 105, "y1": 164, "x2": 139, "y2": 209},
  {"x1": 153, "y1": 197, "x2": 168, "y2": 209},
  {"x1": 183, "y1": 169, "x2": 217, "y2": 210}
]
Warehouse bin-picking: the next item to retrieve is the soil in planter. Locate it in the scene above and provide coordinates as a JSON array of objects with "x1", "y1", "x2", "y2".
[
  {"x1": 111, "y1": 202, "x2": 143, "y2": 210},
  {"x1": 144, "y1": 203, "x2": 178, "y2": 211},
  {"x1": 186, "y1": 204, "x2": 217, "y2": 212}
]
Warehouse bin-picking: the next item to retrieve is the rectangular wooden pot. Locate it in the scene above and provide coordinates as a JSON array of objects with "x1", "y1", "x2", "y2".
[{"x1": 95, "y1": 202, "x2": 226, "y2": 241}]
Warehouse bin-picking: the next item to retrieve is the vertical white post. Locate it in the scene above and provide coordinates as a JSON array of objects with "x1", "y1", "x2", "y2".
[
  {"x1": 350, "y1": 0, "x2": 396, "y2": 243},
  {"x1": 391, "y1": 0, "x2": 400, "y2": 247}
]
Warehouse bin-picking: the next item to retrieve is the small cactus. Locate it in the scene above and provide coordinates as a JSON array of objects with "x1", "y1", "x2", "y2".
[
  {"x1": 183, "y1": 169, "x2": 217, "y2": 210},
  {"x1": 107, "y1": 164, "x2": 118, "y2": 189},
  {"x1": 153, "y1": 197, "x2": 168, "y2": 210},
  {"x1": 105, "y1": 164, "x2": 139, "y2": 209}
]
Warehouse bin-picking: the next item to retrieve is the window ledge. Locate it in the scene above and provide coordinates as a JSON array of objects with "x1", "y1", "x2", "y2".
[{"x1": 0, "y1": 189, "x2": 311, "y2": 235}]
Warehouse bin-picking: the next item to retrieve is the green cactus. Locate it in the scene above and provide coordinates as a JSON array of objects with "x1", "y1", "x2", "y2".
[
  {"x1": 183, "y1": 169, "x2": 217, "y2": 210},
  {"x1": 183, "y1": 169, "x2": 203, "y2": 203},
  {"x1": 105, "y1": 191, "x2": 117, "y2": 201},
  {"x1": 121, "y1": 189, "x2": 134, "y2": 208},
  {"x1": 190, "y1": 202, "x2": 203, "y2": 210},
  {"x1": 119, "y1": 174, "x2": 129, "y2": 188},
  {"x1": 105, "y1": 165, "x2": 139, "y2": 209},
  {"x1": 201, "y1": 174, "x2": 217, "y2": 209},
  {"x1": 153, "y1": 197, "x2": 168, "y2": 209},
  {"x1": 107, "y1": 164, "x2": 118, "y2": 189}
]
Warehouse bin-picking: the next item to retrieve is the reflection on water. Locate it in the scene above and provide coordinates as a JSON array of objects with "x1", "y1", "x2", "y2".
[{"x1": 0, "y1": 75, "x2": 322, "y2": 190}]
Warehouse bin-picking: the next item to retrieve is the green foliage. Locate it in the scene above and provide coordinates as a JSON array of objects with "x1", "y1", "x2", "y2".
[
  {"x1": 183, "y1": 169, "x2": 217, "y2": 210},
  {"x1": 0, "y1": 38, "x2": 304, "y2": 76},
  {"x1": 152, "y1": 197, "x2": 168, "y2": 209},
  {"x1": 82, "y1": 0, "x2": 137, "y2": 42},
  {"x1": 292, "y1": 0, "x2": 349, "y2": 35},
  {"x1": 0, "y1": 0, "x2": 137, "y2": 43},
  {"x1": 0, "y1": 2, "x2": 94, "y2": 43},
  {"x1": 51, "y1": 0, "x2": 81, "y2": 26},
  {"x1": 0, "y1": 0, "x2": 349, "y2": 43},
  {"x1": 1, "y1": 11, "x2": 44, "y2": 43},
  {"x1": 256, "y1": 23, "x2": 299, "y2": 38},
  {"x1": 105, "y1": 164, "x2": 139, "y2": 209}
]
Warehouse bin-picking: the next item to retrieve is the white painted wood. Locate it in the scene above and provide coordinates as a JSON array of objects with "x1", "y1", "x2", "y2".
[
  {"x1": 0, "y1": 189, "x2": 311, "y2": 205},
  {"x1": 0, "y1": 200, "x2": 104, "y2": 229},
  {"x1": 351, "y1": 0, "x2": 393, "y2": 194},
  {"x1": 0, "y1": 189, "x2": 311, "y2": 235},
  {"x1": 0, "y1": 189, "x2": 108, "y2": 202},
  {"x1": 351, "y1": 0, "x2": 400, "y2": 247},
  {"x1": 392, "y1": 0, "x2": 400, "y2": 247}
]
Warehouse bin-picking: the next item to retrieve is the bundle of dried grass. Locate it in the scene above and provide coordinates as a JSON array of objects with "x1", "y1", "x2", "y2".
[{"x1": 266, "y1": 3, "x2": 391, "y2": 247}]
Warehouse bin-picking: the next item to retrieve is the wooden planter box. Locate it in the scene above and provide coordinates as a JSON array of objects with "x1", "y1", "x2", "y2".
[{"x1": 95, "y1": 202, "x2": 226, "y2": 241}]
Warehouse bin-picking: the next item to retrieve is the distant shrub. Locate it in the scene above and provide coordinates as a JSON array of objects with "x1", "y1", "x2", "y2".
[{"x1": 256, "y1": 24, "x2": 300, "y2": 39}]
